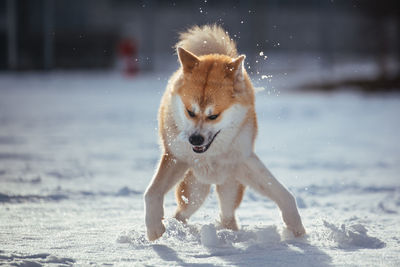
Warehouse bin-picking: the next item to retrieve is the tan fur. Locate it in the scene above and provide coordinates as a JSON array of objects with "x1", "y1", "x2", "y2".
[
  {"x1": 144, "y1": 25, "x2": 305, "y2": 241},
  {"x1": 176, "y1": 54, "x2": 253, "y2": 122},
  {"x1": 174, "y1": 170, "x2": 210, "y2": 223},
  {"x1": 234, "y1": 183, "x2": 245, "y2": 209},
  {"x1": 175, "y1": 174, "x2": 190, "y2": 210}
]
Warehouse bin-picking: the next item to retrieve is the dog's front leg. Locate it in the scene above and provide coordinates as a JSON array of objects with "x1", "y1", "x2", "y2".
[
  {"x1": 144, "y1": 153, "x2": 188, "y2": 241},
  {"x1": 237, "y1": 153, "x2": 306, "y2": 237}
]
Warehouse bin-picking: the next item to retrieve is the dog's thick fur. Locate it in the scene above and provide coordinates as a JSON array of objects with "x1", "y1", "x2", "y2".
[{"x1": 144, "y1": 25, "x2": 305, "y2": 241}]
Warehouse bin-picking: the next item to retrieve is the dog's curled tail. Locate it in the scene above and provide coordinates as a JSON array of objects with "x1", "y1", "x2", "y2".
[{"x1": 175, "y1": 24, "x2": 238, "y2": 58}]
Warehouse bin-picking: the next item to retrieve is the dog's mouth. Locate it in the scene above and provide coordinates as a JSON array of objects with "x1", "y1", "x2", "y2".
[{"x1": 192, "y1": 131, "x2": 220, "y2": 154}]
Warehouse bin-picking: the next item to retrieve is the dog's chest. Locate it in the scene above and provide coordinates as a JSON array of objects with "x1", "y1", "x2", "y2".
[{"x1": 191, "y1": 157, "x2": 237, "y2": 184}]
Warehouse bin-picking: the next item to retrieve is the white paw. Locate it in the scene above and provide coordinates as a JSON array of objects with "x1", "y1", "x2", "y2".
[
  {"x1": 287, "y1": 223, "x2": 306, "y2": 237},
  {"x1": 146, "y1": 222, "x2": 166, "y2": 241},
  {"x1": 219, "y1": 217, "x2": 239, "y2": 231},
  {"x1": 282, "y1": 212, "x2": 306, "y2": 237}
]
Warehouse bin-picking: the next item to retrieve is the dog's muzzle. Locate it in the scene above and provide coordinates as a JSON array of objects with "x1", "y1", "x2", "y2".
[{"x1": 191, "y1": 131, "x2": 220, "y2": 154}]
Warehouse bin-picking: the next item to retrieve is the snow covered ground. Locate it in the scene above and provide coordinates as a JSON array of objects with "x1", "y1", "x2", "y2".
[{"x1": 0, "y1": 70, "x2": 400, "y2": 266}]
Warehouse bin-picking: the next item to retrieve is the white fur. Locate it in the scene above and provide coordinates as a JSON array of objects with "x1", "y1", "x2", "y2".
[
  {"x1": 144, "y1": 156, "x2": 189, "y2": 241},
  {"x1": 169, "y1": 94, "x2": 251, "y2": 159},
  {"x1": 163, "y1": 94, "x2": 253, "y2": 186},
  {"x1": 235, "y1": 153, "x2": 305, "y2": 236},
  {"x1": 204, "y1": 106, "x2": 214, "y2": 116},
  {"x1": 191, "y1": 103, "x2": 200, "y2": 114},
  {"x1": 146, "y1": 92, "x2": 305, "y2": 239}
]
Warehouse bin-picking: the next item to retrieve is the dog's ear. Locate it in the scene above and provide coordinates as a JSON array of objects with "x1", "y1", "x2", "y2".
[
  {"x1": 177, "y1": 47, "x2": 199, "y2": 73},
  {"x1": 226, "y1": 55, "x2": 246, "y2": 81}
]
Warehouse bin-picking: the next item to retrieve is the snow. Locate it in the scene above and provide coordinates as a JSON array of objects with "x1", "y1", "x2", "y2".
[
  {"x1": 200, "y1": 224, "x2": 219, "y2": 247},
  {"x1": 322, "y1": 221, "x2": 385, "y2": 249},
  {"x1": 0, "y1": 70, "x2": 400, "y2": 266}
]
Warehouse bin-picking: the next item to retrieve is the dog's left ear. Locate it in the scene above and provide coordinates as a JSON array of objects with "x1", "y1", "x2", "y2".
[{"x1": 226, "y1": 55, "x2": 246, "y2": 81}]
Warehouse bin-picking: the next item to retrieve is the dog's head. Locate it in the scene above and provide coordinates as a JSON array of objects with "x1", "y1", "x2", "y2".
[{"x1": 171, "y1": 47, "x2": 253, "y2": 154}]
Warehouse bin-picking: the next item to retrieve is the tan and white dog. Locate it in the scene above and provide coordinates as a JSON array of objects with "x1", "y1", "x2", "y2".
[{"x1": 144, "y1": 25, "x2": 305, "y2": 241}]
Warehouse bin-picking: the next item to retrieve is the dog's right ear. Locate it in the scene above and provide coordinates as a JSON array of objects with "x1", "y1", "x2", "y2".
[
  {"x1": 177, "y1": 47, "x2": 199, "y2": 73},
  {"x1": 226, "y1": 55, "x2": 245, "y2": 82}
]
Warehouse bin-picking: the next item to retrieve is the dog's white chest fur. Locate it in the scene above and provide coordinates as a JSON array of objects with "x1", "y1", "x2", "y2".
[
  {"x1": 191, "y1": 157, "x2": 234, "y2": 184},
  {"x1": 168, "y1": 120, "x2": 254, "y2": 184}
]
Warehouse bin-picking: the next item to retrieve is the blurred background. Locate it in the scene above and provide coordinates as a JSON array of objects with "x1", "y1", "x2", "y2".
[
  {"x1": 1, "y1": 3, "x2": 400, "y2": 265},
  {"x1": 1, "y1": 0, "x2": 399, "y2": 92}
]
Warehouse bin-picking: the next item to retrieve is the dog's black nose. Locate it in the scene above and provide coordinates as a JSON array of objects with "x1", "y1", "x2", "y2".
[{"x1": 189, "y1": 134, "x2": 204, "y2": 146}]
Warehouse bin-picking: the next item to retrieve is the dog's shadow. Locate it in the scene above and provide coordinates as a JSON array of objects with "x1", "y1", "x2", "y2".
[
  {"x1": 151, "y1": 225, "x2": 332, "y2": 266},
  {"x1": 152, "y1": 244, "x2": 215, "y2": 267},
  {"x1": 203, "y1": 237, "x2": 332, "y2": 267}
]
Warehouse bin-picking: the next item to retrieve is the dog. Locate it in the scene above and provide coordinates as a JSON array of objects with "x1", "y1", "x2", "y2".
[{"x1": 144, "y1": 25, "x2": 305, "y2": 241}]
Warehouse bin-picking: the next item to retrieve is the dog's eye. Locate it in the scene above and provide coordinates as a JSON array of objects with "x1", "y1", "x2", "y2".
[
  {"x1": 187, "y1": 109, "x2": 196, "y2": 118},
  {"x1": 207, "y1": 114, "x2": 219, "y2": 120}
]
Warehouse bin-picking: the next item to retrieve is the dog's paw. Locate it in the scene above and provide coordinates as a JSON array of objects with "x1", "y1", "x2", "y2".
[
  {"x1": 287, "y1": 223, "x2": 306, "y2": 237},
  {"x1": 146, "y1": 223, "x2": 166, "y2": 241},
  {"x1": 173, "y1": 211, "x2": 188, "y2": 224},
  {"x1": 282, "y1": 211, "x2": 306, "y2": 237},
  {"x1": 219, "y1": 217, "x2": 239, "y2": 231}
]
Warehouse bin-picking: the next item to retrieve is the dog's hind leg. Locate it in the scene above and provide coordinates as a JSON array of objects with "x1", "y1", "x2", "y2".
[
  {"x1": 174, "y1": 170, "x2": 210, "y2": 223},
  {"x1": 236, "y1": 153, "x2": 306, "y2": 237},
  {"x1": 216, "y1": 178, "x2": 245, "y2": 230}
]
